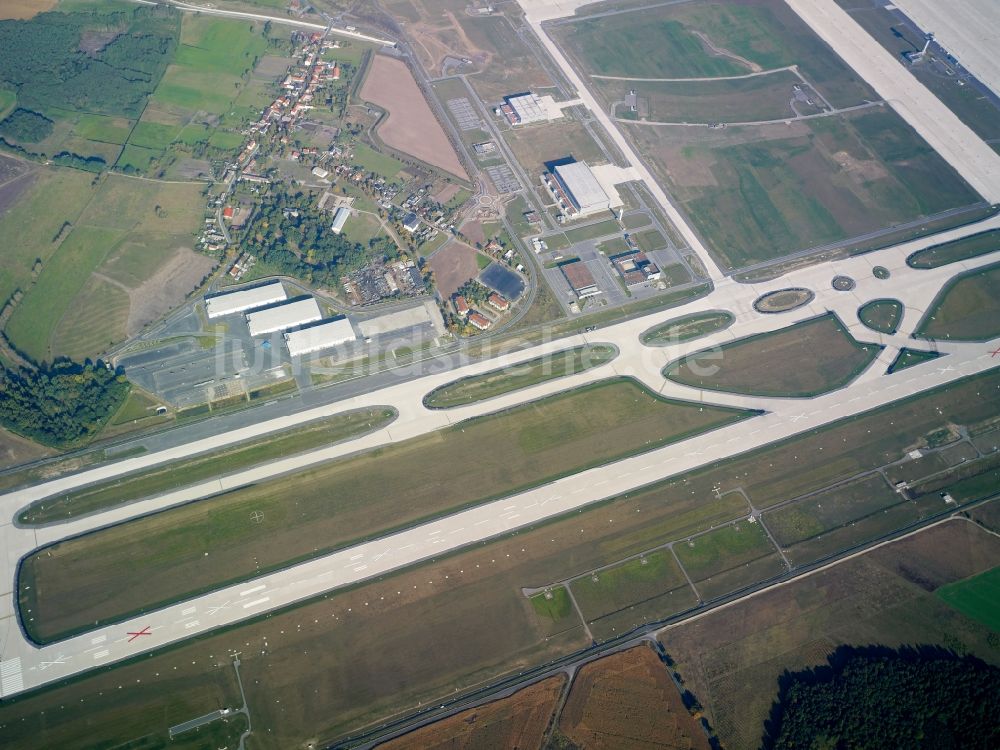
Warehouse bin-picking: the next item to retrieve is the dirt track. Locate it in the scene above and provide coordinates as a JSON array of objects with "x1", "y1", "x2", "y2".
[{"x1": 360, "y1": 55, "x2": 468, "y2": 180}]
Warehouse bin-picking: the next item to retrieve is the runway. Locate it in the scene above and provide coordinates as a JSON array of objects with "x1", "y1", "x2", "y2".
[{"x1": 2, "y1": 0, "x2": 1000, "y2": 701}]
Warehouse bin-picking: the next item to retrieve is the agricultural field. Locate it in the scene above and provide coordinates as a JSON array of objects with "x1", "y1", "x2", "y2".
[
  {"x1": 916, "y1": 262, "x2": 1000, "y2": 341},
  {"x1": 0, "y1": 5, "x2": 180, "y2": 169},
  {"x1": 20, "y1": 407, "x2": 396, "y2": 524},
  {"x1": 5, "y1": 373, "x2": 1000, "y2": 748},
  {"x1": 627, "y1": 108, "x2": 981, "y2": 270},
  {"x1": 660, "y1": 519, "x2": 1000, "y2": 750},
  {"x1": 424, "y1": 344, "x2": 617, "y2": 407},
  {"x1": 593, "y1": 69, "x2": 804, "y2": 124},
  {"x1": 664, "y1": 313, "x2": 881, "y2": 397},
  {"x1": 937, "y1": 565, "x2": 1000, "y2": 632},
  {"x1": 361, "y1": 54, "x2": 468, "y2": 180},
  {"x1": 640, "y1": 310, "x2": 734, "y2": 345},
  {"x1": 380, "y1": 675, "x2": 565, "y2": 750},
  {"x1": 556, "y1": 646, "x2": 711, "y2": 750},
  {"x1": 858, "y1": 298, "x2": 903, "y2": 334},
  {"x1": 907, "y1": 227, "x2": 1000, "y2": 269},
  {"x1": 21, "y1": 379, "x2": 752, "y2": 642},
  {"x1": 127, "y1": 13, "x2": 272, "y2": 175},
  {"x1": 3, "y1": 173, "x2": 210, "y2": 362}
]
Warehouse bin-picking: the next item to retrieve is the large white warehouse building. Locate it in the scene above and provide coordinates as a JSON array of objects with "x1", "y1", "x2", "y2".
[
  {"x1": 547, "y1": 161, "x2": 611, "y2": 217},
  {"x1": 246, "y1": 297, "x2": 322, "y2": 337},
  {"x1": 284, "y1": 317, "x2": 356, "y2": 356},
  {"x1": 205, "y1": 281, "x2": 287, "y2": 318}
]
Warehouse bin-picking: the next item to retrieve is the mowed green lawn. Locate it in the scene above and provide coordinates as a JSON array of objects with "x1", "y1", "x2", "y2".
[
  {"x1": 555, "y1": 0, "x2": 875, "y2": 106},
  {"x1": 664, "y1": 313, "x2": 881, "y2": 397},
  {"x1": 21, "y1": 378, "x2": 754, "y2": 642},
  {"x1": 152, "y1": 16, "x2": 267, "y2": 112},
  {"x1": 916, "y1": 262, "x2": 1000, "y2": 341},
  {"x1": 937, "y1": 566, "x2": 1000, "y2": 631},
  {"x1": 424, "y1": 344, "x2": 617, "y2": 408},
  {"x1": 641, "y1": 108, "x2": 981, "y2": 270},
  {"x1": 907, "y1": 228, "x2": 1000, "y2": 269},
  {"x1": 4, "y1": 374, "x2": 1000, "y2": 749},
  {"x1": 20, "y1": 407, "x2": 397, "y2": 524}
]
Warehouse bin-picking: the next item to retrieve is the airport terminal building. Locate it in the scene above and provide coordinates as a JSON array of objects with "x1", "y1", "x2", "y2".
[{"x1": 545, "y1": 161, "x2": 611, "y2": 217}]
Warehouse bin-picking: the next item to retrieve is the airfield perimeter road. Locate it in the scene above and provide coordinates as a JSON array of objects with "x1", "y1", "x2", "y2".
[{"x1": 2, "y1": 0, "x2": 1000, "y2": 700}]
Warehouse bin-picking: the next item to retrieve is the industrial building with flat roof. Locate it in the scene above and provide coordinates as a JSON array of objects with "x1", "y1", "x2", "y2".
[
  {"x1": 330, "y1": 206, "x2": 350, "y2": 234},
  {"x1": 284, "y1": 316, "x2": 356, "y2": 356},
  {"x1": 561, "y1": 260, "x2": 602, "y2": 299},
  {"x1": 546, "y1": 161, "x2": 611, "y2": 217},
  {"x1": 501, "y1": 92, "x2": 547, "y2": 125},
  {"x1": 205, "y1": 281, "x2": 287, "y2": 318},
  {"x1": 246, "y1": 297, "x2": 322, "y2": 337}
]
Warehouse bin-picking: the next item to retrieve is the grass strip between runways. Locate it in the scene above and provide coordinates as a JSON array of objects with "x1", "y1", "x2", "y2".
[{"x1": 20, "y1": 378, "x2": 755, "y2": 643}]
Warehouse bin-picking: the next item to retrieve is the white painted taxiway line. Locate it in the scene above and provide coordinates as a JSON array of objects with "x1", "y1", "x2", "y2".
[
  {"x1": 785, "y1": 0, "x2": 1000, "y2": 202},
  {"x1": 3, "y1": 338, "x2": 997, "y2": 696}
]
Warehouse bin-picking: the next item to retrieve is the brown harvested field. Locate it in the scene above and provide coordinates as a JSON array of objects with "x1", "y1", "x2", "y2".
[
  {"x1": 0, "y1": 425, "x2": 52, "y2": 470},
  {"x1": 504, "y1": 119, "x2": 608, "y2": 177},
  {"x1": 0, "y1": 154, "x2": 37, "y2": 217},
  {"x1": 659, "y1": 518, "x2": 1000, "y2": 749},
  {"x1": 665, "y1": 312, "x2": 881, "y2": 397},
  {"x1": 430, "y1": 240, "x2": 481, "y2": 296},
  {"x1": 559, "y1": 645, "x2": 711, "y2": 750},
  {"x1": 361, "y1": 54, "x2": 468, "y2": 180},
  {"x1": 379, "y1": 675, "x2": 565, "y2": 750},
  {"x1": 461, "y1": 219, "x2": 487, "y2": 247},
  {"x1": 433, "y1": 182, "x2": 462, "y2": 205},
  {"x1": 0, "y1": 0, "x2": 55, "y2": 19}
]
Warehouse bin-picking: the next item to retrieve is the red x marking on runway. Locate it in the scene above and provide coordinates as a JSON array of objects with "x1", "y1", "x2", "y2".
[
  {"x1": 990, "y1": 347, "x2": 1000, "y2": 358},
  {"x1": 126, "y1": 626, "x2": 152, "y2": 642}
]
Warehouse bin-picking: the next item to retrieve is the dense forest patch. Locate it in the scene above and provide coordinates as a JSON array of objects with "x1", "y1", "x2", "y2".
[
  {"x1": 0, "y1": 360, "x2": 130, "y2": 448},
  {"x1": 765, "y1": 645, "x2": 1000, "y2": 749}
]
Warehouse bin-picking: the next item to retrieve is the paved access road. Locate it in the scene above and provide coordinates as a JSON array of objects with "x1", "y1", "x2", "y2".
[{"x1": 2, "y1": 0, "x2": 1000, "y2": 701}]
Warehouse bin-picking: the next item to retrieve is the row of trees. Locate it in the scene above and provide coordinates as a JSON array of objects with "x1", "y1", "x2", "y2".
[
  {"x1": 0, "y1": 360, "x2": 130, "y2": 448},
  {"x1": 0, "y1": 6, "x2": 179, "y2": 119}
]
